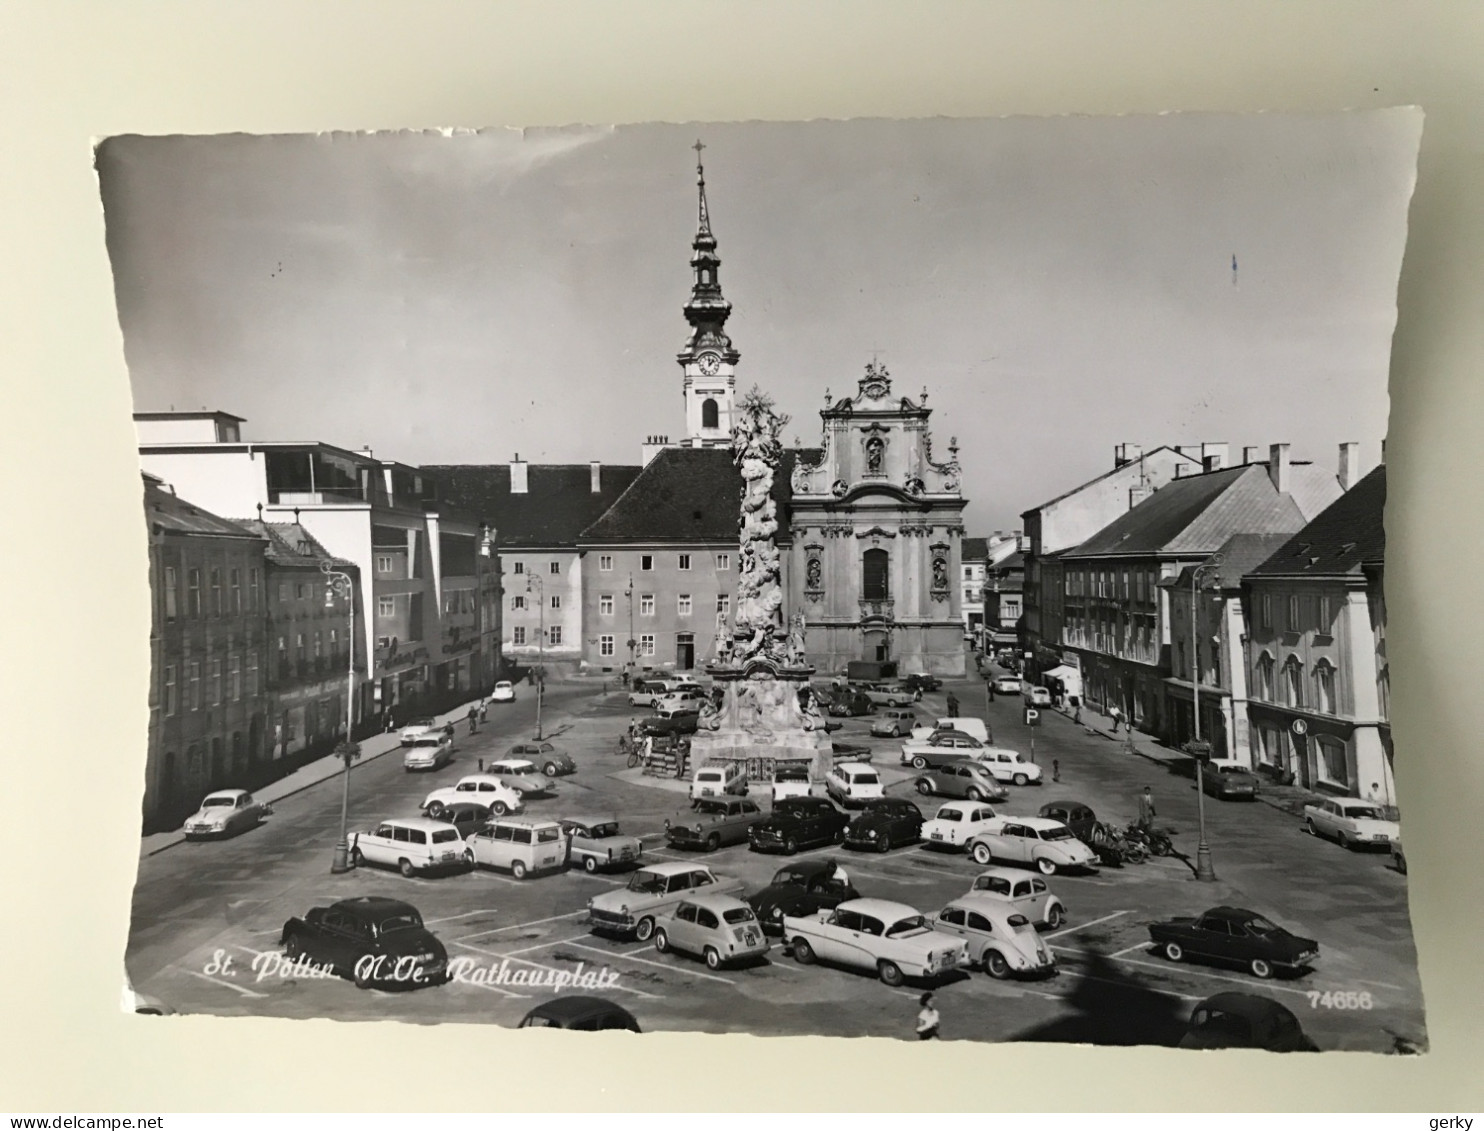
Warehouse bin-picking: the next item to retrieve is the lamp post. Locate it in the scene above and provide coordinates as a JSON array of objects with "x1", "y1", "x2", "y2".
[
  {"x1": 321, "y1": 562, "x2": 357, "y2": 874},
  {"x1": 1190, "y1": 559, "x2": 1220, "y2": 883},
  {"x1": 527, "y1": 571, "x2": 545, "y2": 740}
]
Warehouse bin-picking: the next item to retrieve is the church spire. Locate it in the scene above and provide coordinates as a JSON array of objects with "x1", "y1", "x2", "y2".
[
  {"x1": 678, "y1": 141, "x2": 738, "y2": 448},
  {"x1": 695, "y1": 139, "x2": 712, "y2": 237}
]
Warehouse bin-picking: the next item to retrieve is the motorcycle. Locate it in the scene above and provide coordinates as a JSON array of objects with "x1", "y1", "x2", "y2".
[
  {"x1": 1124, "y1": 822, "x2": 1175, "y2": 857},
  {"x1": 1088, "y1": 822, "x2": 1147, "y2": 866}
]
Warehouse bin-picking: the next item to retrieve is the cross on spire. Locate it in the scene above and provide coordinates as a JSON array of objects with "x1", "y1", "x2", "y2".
[{"x1": 694, "y1": 139, "x2": 711, "y2": 234}]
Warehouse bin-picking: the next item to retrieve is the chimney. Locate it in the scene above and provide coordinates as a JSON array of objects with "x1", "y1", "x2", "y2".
[
  {"x1": 1129, "y1": 482, "x2": 1154, "y2": 507},
  {"x1": 510, "y1": 454, "x2": 528, "y2": 495},
  {"x1": 1201, "y1": 442, "x2": 1229, "y2": 472},
  {"x1": 1016, "y1": 530, "x2": 1028, "y2": 552},
  {"x1": 1337, "y1": 442, "x2": 1359, "y2": 491},
  {"x1": 1114, "y1": 443, "x2": 1143, "y2": 468},
  {"x1": 590, "y1": 461, "x2": 602, "y2": 494},
  {"x1": 1242, "y1": 446, "x2": 1261, "y2": 465},
  {"x1": 1173, "y1": 464, "x2": 1189, "y2": 479},
  {"x1": 1268, "y1": 443, "x2": 1291, "y2": 494}
]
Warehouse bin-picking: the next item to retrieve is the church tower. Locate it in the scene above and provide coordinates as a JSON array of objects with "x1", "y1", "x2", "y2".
[{"x1": 677, "y1": 141, "x2": 739, "y2": 448}]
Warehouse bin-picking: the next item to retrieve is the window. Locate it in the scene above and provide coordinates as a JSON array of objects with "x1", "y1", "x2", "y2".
[
  {"x1": 162, "y1": 664, "x2": 177, "y2": 716},
  {"x1": 599, "y1": 635, "x2": 615, "y2": 657},
  {"x1": 512, "y1": 595, "x2": 526, "y2": 610},
  {"x1": 187, "y1": 661, "x2": 202, "y2": 711},
  {"x1": 210, "y1": 568, "x2": 223, "y2": 615},
  {"x1": 550, "y1": 595, "x2": 561, "y2": 610},
  {"x1": 1255, "y1": 653, "x2": 1275, "y2": 700},
  {"x1": 716, "y1": 593, "x2": 730, "y2": 615},
  {"x1": 1287, "y1": 594, "x2": 1301, "y2": 632},
  {"x1": 188, "y1": 569, "x2": 202, "y2": 616},
  {"x1": 640, "y1": 594, "x2": 655, "y2": 616},
  {"x1": 295, "y1": 583, "x2": 307, "y2": 601},
  {"x1": 599, "y1": 555, "x2": 614, "y2": 571},
  {"x1": 862, "y1": 548, "x2": 890, "y2": 600},
  {"x1": 640, "y1": 555, "x2": 654, "y2": 571},
  {"x1": 295, "y1": 634, "x2": 307, "y2": 664},
  {"x1": 1317, "y1": 594, "x2": 1334, "y2": 634},
  {"x1": 550, "y1": 561, "x2": 561, "y2": 575},
  {"x1": 230, "y1": 568, "x2": 242, "y2": 612},
  {"x1": 228, "y1": 654, "x2": 241, "y2": 701},
  {"x1": 247, "y1": 651, "x2": 258, "y2": 695},
  {"x1": 512, "y1": 626, "x2": 526, "y2": 645},
  {"x1": 378, "y1": 596, "x2": 395, "y2": 617},
  {"x1": 640, "y1": 634, "x2": 656, "y2": 656},
  {"x1": 678, "y1": 553, "x2": 692, "y2": 571},
  {"x1": 513, "y1": 561, "x2": 525, "y2": 575},
  {"x1": 1282, "y1": 657, "x2": 1304, "y2": 708},
  {"x1": 701, "y1": 398, "x2": 719, "y2": 429},
  {"x1": 163, "y1": 566, "x2": 178, "y2": 619},
  {"x1": 376, "y1": 554, "x2": 394, "y2": 574},
  {"x1": 599, "y1": 594, "x2": 614, "y2": 616},
  {"x1": 1314, "y1": 662, "x2": 1336, "y2": 715},
  {"x1": 1316, "y1": 736, "x2": 1349, "y2": 788},
  {"x1": 1257, "y1": 593, "x2": 1271, "y2": 631},
  {"x1": 313, "y1": 631, "x2": 323, "y2": 659},
  {"x1": 716, "y1": 553, "x2": 730, "y2": 571},
  {"x1": 248, "y1": 568, "x2": 260, "y2": 611},
  {"x1": 677, "y1": 594, "x2": 692, "y2": 616},
  {"x1": 549, "y1": 626, "x2": 563, "y2": 645},
  {"x1": 329, "y1": 628, "x2": 338, "y2": 654},
  {"x1": 278, "y1": 582, "x2": 290, "y2": 603}
]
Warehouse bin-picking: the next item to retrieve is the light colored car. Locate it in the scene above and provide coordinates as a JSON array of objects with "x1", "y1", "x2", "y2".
[
  {"x1": 970, "y1": 747, "x2": 1044, "y2": 786},
  {"x1": 771, "y1": 762, "x2": 813, "y2": 802},
  {"x1": 655, "y1": 689, "x2": 706, "y2": 712},
  {"x1": 560, "y1": 815, "x2": 644, "y2": 873},
  {"x1": 824, "y1": 762, "x2": 885, "y2": 809},
  {"x1": 587, "y1": 861, "x2": 746, "y2": 941},
  {"x1": 402, "y1": 732, "x2": 455, "y2": 772},
  {"x1": 422, "y1": 774, "x2": 525, "y2": 819},
  {"x1": 690, "y1": 762, "x2": 749, "y2": 801},
  {"x1": 490, "y1": 681, "x2": 516, "y2": 702},
  {"x1": 931, "y1": 893, "x2": 1057, "y2": 979},
  {"x1": 1022, "y1": 685, "x2": 1053, "y2": 707},
  {"x1": 182, "y1": 789, "x2": 273, "y2": 838},
  {"x1": 653, "y1": 893, "x2": 770, "y2": 970},
  {"x1": 858, "y1": 682, "x2": 917, "y2": 708},
  {"x1": 1302, "y1": 797, "x2": 1400, "y2": 850},
  {"x1": 921, "y1": 801, "x2": 1006, "y2": 850},
  {"x1": 465, "y1": 816, "x2": 568, "y2": 879},
  {"x1": 627, "y1": 679, "x2": 666, "y2": 708},
  {"x1": 398, "y1": 715, "x2": 452, "y2": 746},
  {"x1": 966, "y1": 866, "x2": 1066, "y2": 929},
  {"x1": 908, "y1": 717, "x2": 991, "y2": 745},
  {"x1": 900, "y1": 728, "x2": 986, "y2": 770},
  {"x1": 968, "y1": 816, "x2": 1098, "y2": 875},
  {"x1": 870, "y1": 709, "x2": 919, "y2": 738},
  {"x1": 350, "y1": 816, "x2": 466, "y2": 877},
  {"x1": 509, "y1": 741, "x2": 576, "y2": 777},
  {"x1": 992, "y1": 676, "x2": 1023, "y2": 695},
  {"x1": 484, "y1": 758, "x2": 559, "y2": 798},
  {"x1": 782, "y1": 897, "x2": 971, "y2": 986},
  {"x1": 914, "y1": 761, "x2": 1009, "y2": 803}
]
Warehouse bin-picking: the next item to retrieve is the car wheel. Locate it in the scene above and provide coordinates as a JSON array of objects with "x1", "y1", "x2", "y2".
[
  {"x1": 1013, "y1": 773, "x2": 1029, "y2": 787},
  {"x1": 878, "y1": 960, "x2": 905, "y2": 987},
  {"x1": 284, "y1": 933, "x2": 304, "y2": 960},
  {"x1": 350, "y1": 848, "x2": 364, "y2": 867},
  {"x1": 634, "y1": 917, "x2": 655, "y2": 942},
  {"x1": 1339, "y1": 831, "x2": 1354, "y2": 850},
  {"x1": 792, "y1": 938, "x2": 816, "y2": 965},
  {"x1": 984, "y1": 950, "x2": 1011, "y2": 979},
  {"x1": 913, "y1": 756, "x2": 928, "y2": 770},
  {"x1": 1395, "y1": 851, "x2": 1407, "y2": 875},
  {"x1": 702, "y1": 833, "x2": 720, "y2": 852},
  {"x1": 583, "y1": 855, "x2": 599, "y2": 873},
  {"x1": 1036, "y1": 857, "x2": 1058, "y2": 876},
  {"x1": 1163, "y1": 942, "x2": 1184, "y2": 963},
  {"x1": 781, "y1": 835, "x2": 798, "y2": 855},
  {"x1": 1045, "y1": 904, "x2": 1065, "y2": 930},
  {"x1": 353, "y1": 962, "x2": 372, "y2": 990},
  {"x1": 916, "y1": 779, "x2": 933, "y2": 796},
  {"x1": 511, "y1": 860, "x2": 527, "y2": 880},
  {"x1": 463, "y1": 848, "x2": 475, "y2": 866},
  {"x1": 704, "y1": 947, "x2": 722, "y2": 970},
  {"x1": 878, "y1": 833, "x2": 892, "y2": 853},
  {"x1": 426, "y1": 802, "x2": 445, "y2": 819},
  {"x1": 971, "y1": 842, "x2": 993, "y2": 866},
  {"x1": 1250, "y1": 957, "x2": 1273, "y2": 979},
  {"x1": 653, "y1": 929, "x2": 670, "y2": 954},
  {"x1": 966, "y1": 787, "x2": 984, "y2": 802},
  {"x1": 1305, "y1": 818, "x2": 1318, "y2": 837},
  {"x1": 492, "y1": 801, "x2": 509, "y2": 816},
  {"x1": 544, "y1": 762, "x2": 558, "y2": 777},
  {"x1": 398, "y1": 858, "x2": 415, "y2": 878}
]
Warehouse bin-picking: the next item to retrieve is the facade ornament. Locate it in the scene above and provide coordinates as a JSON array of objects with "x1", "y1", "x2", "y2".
[
  {"x1": 904, "y1": 473, "x2": 926, "y2": 496},
  {"x1": 858, "y1": 359, "x2": 892, "y2": 401},
  {"x1": 830, "y1": 479, "x2": 849, "y2": 498},
  {"x1": 865, "y1": 435, "x2": 885, "y2": 474}
]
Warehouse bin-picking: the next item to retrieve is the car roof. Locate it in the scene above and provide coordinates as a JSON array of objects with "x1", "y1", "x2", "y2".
[
  {"x1": 638, "y1": 860, "x2": 715, "y2": 876},
  {"x1": 934, "y1": 801, "x2": 982, "y2": 814},
  {"x1": 377, "y1": 816, "x2": 460, "y2": 831},
  {"x1": 773, "y1": 858, "x2": 838, "y2": 880},
  {"x1": 561, "y1": 814, "x2": 619, "y2": 826},
  {"x1": 972, "y1": 866, "x2": 1028, "y2": 882},
  {"x1": 330, "y1": 896, "x2": 422, "y2": 919},
  {"x1": 1040, "y1": 800, "x2": 1094, "y2": 813},
  {"x1": 521, "y1": 995, "x2": 640, "y2": 1025},
  {"x1": 1201, "y1": 906, "x2": 1263, "y2": 921},
  {"x1": 678, "y1": 892, "x2": 751, "y2": 913},
  {"x1": 202, "y1": 788, "x2": 250, "y2": 800},
  {"x1": 835, "y1": 761, "x2": 875, "y2": 772},
  {"x1": 495, "y1": 680, "x2": 513, "y2": 686},
  {"x1": 456, "y1": 774, "x2": 510, "y2": 786},
  {"x1": 945, "y1": 893, "x2": 1029, "y2": 920},
  {"x1": 1007, "y1": 817, "x2": 1068, "y2": 830},
  {"x1": 838, "y1": 898, "x2": 922, "y2": 921},
  {"x1": 491, "y1": 758, "x2": 537, "y2": 769}
]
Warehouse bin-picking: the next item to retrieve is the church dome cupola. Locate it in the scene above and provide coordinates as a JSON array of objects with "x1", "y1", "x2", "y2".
[{"x1": 678, "y1": 140, "x2": 739, "y2": 448}]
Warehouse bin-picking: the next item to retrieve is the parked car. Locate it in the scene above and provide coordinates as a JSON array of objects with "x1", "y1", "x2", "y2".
[
  {"x1": 901, "y1": 673, "x2": 943, "y2": 693},
  {"x1": 437, "y1": 801, "x2": 496, "y2": 841},
  {"x1": 749, "y1": 796, "x2": 848, "y2": 854},
  {"x1": 991, "y1": 676, "x2": 1023, "y2": 695},
  {"x1": 587, "y1": 862, "x2": 745, "y2": 941},
  {"x1": 931, "y1": 894, "x2": 1058, "y2": 979},
  {"x1": 422, "y1": 775, "x2": 525, "y2": 819},
  {"x1": 399, "y1": 716, "x2": 454, "y2": 746},
  {"x1": 280, "y1": 896, "x2": 447, "y2": 990},
  {"x1": 1037, "y1": 800, "x2": 1098, "y2": 842},
  {"x1": 782, "y1": 898, "x2": 971, "y2": 987},
  {"x1": 510, "y1": 741, "x2": 576, "y2": 778},
  {"x1": 641, "y1": 707, "x2": 701, "y2": 737},
  {"x1": 484, "y1": 758, "x2": 559, "y2": 798},
  {"x1": 771, "y1": 762, "x2": 813, "y2": 802},
  {"x1": 900, "y1": 728, "x2": 986, "y2": 770},
  {"x1": 921, "y1": 801, "x2": 1006, "y2": 850},
  {"x1": 1179, "y1": 992, "x2": 1319, "y2": 1051},
  {"x1": 870, "y1": 709, "x2": 919, "y2": 738},
  {"x1": 823, "y1": 762, "x2": 886, "y2": 809},
  {"x1": 490, "y1": 681, "x2": 516, "y2": 703},
  {"x1": 1148, "y1": 906, "x2": 1320, "y2": 979},
  {"x1": 842, "y1": 797, "x2": 925, "y2": 852},
  {"x1": 465, "y1": 816, "x2": 568, "y2": 879},
  {"x1": 653, "y1": 894, "x2": 770, "y2": 969},
  {"x1": 1022, "y1": 685, "x2": 1053, "y2": 707},
  {"x1": 690, "y1": 761, "x2": 749, "y2": 801},
  {"x1": 858, "y1": 682, "x2": 918, "y2": 708},
  {"x1": 966, "y1": 866, "x2": 1066, "y2": 929},
  {"x1": 971, "y1": 746, "x2": 1045, "y2": 786},
  {"x1": 825, "y1": 691, "x2": 874, "y2": 717},
  {"x1": 1392, "y1": 838, "x2": 1407, "y2": 875},
  {"x1": 746, "y1": 858, "x2": 861, "y2": 935},
  {"x1": 560, "y1": 815, "x2": 644, "y2": 873},
  {"x1": 1302, "y1": 797, "x2": 1400, "y2": 850},
  {"x1": 967, "y1": 817, "x2": 1097, "y2": 874},
  {"x1": 921, "y1": 717, "x2": 991, "y2": 744},
  {"x1": 1200, "y1": 759, "x2": 1261, "y2": 800},
  {"x1": 350, "y1": 817, "x2": 467, "y2": 877},
  {"x1": 402, "y1": 732, "x2": 455, "y2": 772},
  {"x1": 181, "y1": 789, "x2": 273, "y2": 839},
  {"x1": 654, "y1": 689, "x2": 706, "y2": 713},
  {"x1": 518, "y1": 996, "x2": 642, "y2": 1032},
  {"x1": 665, "y1": 796, "x2": 764, "y2": 851},
  {"x1": 627, "y1": 680, "x2": 667, "y2": 708},
  {"x1": 914, "y1": 761, "x2": 1009, "y2": 803}
]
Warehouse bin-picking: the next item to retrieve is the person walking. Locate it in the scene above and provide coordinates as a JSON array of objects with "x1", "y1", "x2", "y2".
[
  {"x1": 1072, "y1": 701, "x2": 1082, "y2": 725},
  {"x1": 946, "y1": 692, "x2": 960, "y2": 718},
  {"x1": 986, "y1": 679, "x2": 996, "y2": 704},
  {"x1": 1052, "y1": 759, "x2": 1061, "y2": 783},
  {"x1": 1137, "y1": 786, "x2": 1157, "y2": 831},
  {"x1": 1109, "y1": 704, "x2": 1123, "y2": 733},
  {"x1": 382, "y1": 707, "x2": 394, "y2": 734},
  {"x1": 467, "y1": 704, "x2": 479, "y2": 735},
  {"x1": 478, "y1": 698, "x2": 489, "y2": 725},
  {"x1": 916, "y1": 992, "x2": 940, "y2": 1040}
]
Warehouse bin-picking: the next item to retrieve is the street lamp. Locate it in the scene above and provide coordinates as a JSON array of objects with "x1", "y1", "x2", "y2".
[
  {"x1": 321, "y1": 562, "x2": 358, "y2": 875},
  {"x1": 527, "y1": 571, "x2": 545, "y2": 740},
  {"x1": 1189, "y1": 558, "x2": 1221, "y2": 883}
]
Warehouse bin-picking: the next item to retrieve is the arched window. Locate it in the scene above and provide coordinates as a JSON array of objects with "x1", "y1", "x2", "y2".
[
  {"x1": 862, "y1": 548, "x2": 890, "y2": 601},
  {"x1": 1313, "y1": 661, "x2": 1336, "y2": 715},
  {"x1": 1282, "y1": 656, "x2": 1304, "y2": 709},
  {"x1": 701, "y1": 398, "x2": 719, "y2": 430},
  {"x1": 1254, "y1": 652, "x2": 1275, "y2": 701}
]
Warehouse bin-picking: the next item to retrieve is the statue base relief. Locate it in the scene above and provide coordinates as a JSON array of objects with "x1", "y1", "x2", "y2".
[{"x1": 691, "y1": 658, "x2": 834, "y2": 782}]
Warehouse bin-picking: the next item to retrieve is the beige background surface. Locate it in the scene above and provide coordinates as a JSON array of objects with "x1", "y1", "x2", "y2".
[{"x1": 3, "y1": 1, "x2": 1481, "y2": 1112}]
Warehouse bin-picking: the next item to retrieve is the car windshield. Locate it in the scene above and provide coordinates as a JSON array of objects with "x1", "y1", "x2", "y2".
[
  {"x1": 853, "y1": 772, "x2": 879, "y2": 785},
  {"x1": 775, "y1": 766, "x2": 809, "y2": 781},
  {"x1": 408, "y1": 717, "x2": 436, "y2": 727},
  {"x1": 627, "y1": 871, "x2": 667, "y2": 893},
  {"x1": 432, "y1": 829, "x2": 461, "y2": 844},
  {"x1": 202, "y1": 797, "x2": 234, "y2": 808},
  {"x1": 1217, "y1": 765, "x2": 1248, "y2": 775},
  {"x1": 1345, "y1": 805, "x2": 1384, "y2": 820},
  {"x1": 974, "y1": 876, "x2": 1012, "y2": 895},
  {"x1": 588, "y1": 823, "x2": 619, "y2": 838},
  {"x1": 885, "y1": 916, "x2": 929, "y2": 938},
  {"x1": 936, "y1": 809, "x2": 963, "y2": 822},
  {"x1": 773, "y1": 869, "x2": 807, "y2": 887},
  {"x1": 376, "y1": 913, "x2": 422, "y2": 934},
  {"x1": 723, "y1": 908, "x2": 756, "y2": 925},
  {"x1": 412, "y1": 737, "x2": 442, "y2": 747},
  {"x1": 696, "y1": 800, "x2": 728, "y2": 815},
  {"x1": 536, "y1": 827, "x2": 562, "y2": 843},
  {"x1": 1040, "y1": 827, "x2": 1073, "y2": 841}
]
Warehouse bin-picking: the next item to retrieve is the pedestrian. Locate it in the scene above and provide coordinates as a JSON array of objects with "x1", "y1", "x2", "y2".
[
  {"x1": 1109, "y1": 704, "x2": 1123, "y2": 733},
  {"x1": 382, "y1": 707, "x2": 394, "y2": 734},
  {"x1": 478, "y1": 698, "x2": 489, "y2": 725},
  {"x1": 621, "y1": 669, "x2": 631, "y2": 690},
  {"x1": 1052, "y1": 759, "x2": 1060, "y2": 783},
  {"x1": 986, "y1": 680, "x2": 996, "y2": 703},
  {"x1": 467, "y1": 704, "x2": 479, "y2": 734},
  {"x1": 946, "y1": 692, "x2": 960, "y2": 718},
  {"x1": 916, "y1": 992, "x2": 940, "y2": 1041},
  {"x1": 1138, "y1": 786, "x2": 1157, "y2": 831},
  {"x1": 1073, "y1": 701, "x2": 1082, "y2": 725}
]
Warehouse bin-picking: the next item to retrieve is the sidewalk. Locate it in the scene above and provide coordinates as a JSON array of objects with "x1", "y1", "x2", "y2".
[{"x1": 141, "y1": 695, "x2": 491, "y2": 857}]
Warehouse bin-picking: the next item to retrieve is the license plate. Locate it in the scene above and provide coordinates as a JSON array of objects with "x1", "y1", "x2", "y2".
[{"x1": 931, "y1": 832, "x2": 943, "y2": 840}]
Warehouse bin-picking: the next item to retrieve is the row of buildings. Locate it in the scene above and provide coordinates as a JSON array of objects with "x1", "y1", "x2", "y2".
[{"x1": 1017, "y1": 441, "x2": 1392, "y2": 804}]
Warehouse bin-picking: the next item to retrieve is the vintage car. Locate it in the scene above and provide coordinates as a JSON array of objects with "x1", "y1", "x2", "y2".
[
  {"x1": 627, "y1": 679, "x2": 668, "y2": 708},
  {"x1": 653, "y1": 893, "x2": 770, "y2": 969},
  {"x1": 402, "y1": 732, "x2": 455, "y2": 772},
  {"x1": 771, "y1": 762, "x2": 813, "y2": 802},
  {"x1": 914, "y1": 761, "x2": 1009, "y2": 803},
  {"x1": 398, "y1": 715, "x2": 454, "y2": 746},
  {"x1": 746, "y1": 858, "x2": 861, "y2": 935},
  {"x1": 1200, "y1": 759, "x2": 1261, "y2": 800},
  {"x1": 1022, "y1": 685, "x2": 1053, "y2": 707},
  {"x1": 1148, "y1": 905, "x2": 1320, "y2": 979},
  {"x1": 464, "y1": 816, "x2": 568, "y2": 879},
  {"x1": 181, "y1": 789, "x2": 273, "y2": 839},
  {"x1": 857, "y1": 682, "x2": 919, "y2": 708},
  {"x1": 587, "y1": 861, "x2": 745, "y2": 940},
  {"x1": 909, "y1": 717, "x2": 991, "y2": 744},
  {"x1": 966, "y1": 867, "x2": 1066, "y2": 929},
  {"x1": 518, "y1": 996, "x2": 642, "y2": 1032},
  {"x1": 483, "y1": 758, "x2": 559, "y2": 798},
  {"x1": 870, "y1": 709, "x2": 919, "y2": 738},
  {"x1": 422, "y1": 775, "x2": 525, "y2": 819},
  {"x1": 437, "y1": 801, "x2": 496, "y2": 841},
  {"x1": 967, "y1": 816, "x2": 1098, "y2": 875},
  {"x1": 1037, "y1": 800, "x2": 1098, "y2": 842},
  {"x1": 1178, "y1": 992, "x2": 1320, "y2": 1051},
  {"x1": 665, "y1": 796, "x2": 764, "y2": 851},
  {"x1": 782, "y1": 898, "x2": 971, "y2": 987},
  {"x1": 842, "y1": 797, "x2": 925, "y2": 852},
  {"x1": 824, "y1": 690, "x2": 875, "y2": 717},
  {"x1": 971, "y1": 746, "x2": 1044, "y2": 786},
  {"x1": 508, "y1": 741, "x2": 576, "y2": 778},
  {"x1": 640, "y1": 707, "x2": 702, "y2": 737},
  {"x1": 900, "y1": 728, "x2": 986, "y2": 770},
  {"x1": 490, "y1": 681, "x2": 516, "y2": 702},
  {"x1": 748, "y1": 796, "x2": 849, "y2": 854},
  {"x1": 921, "y1": 801, "x2": 1006, "y2": 850},
  {"x1": 991, "y1": 675, "x2": 1023, "y2": 695},
  {"x1": 280, "y1": 896, "x2": 447, "y2": 990},
  {"x1": 901, "y1": 672, "x2": 943, "y2": 693},
  {"x1": 931, "y1": 893, "x2": 1058, "y2": 979},
  {"x1": 1302, "y1": 797, "x2": 1400, "y2": 850},
  {"x1": 560, "y1": 815, "x2": 643, "y2": 873},
  {"x1": 823, "y1": 762, "x2": 885, "y2": 809},
  {"x1": 690, "y1": 761, "x2": 749, "y2": 801},
  {"x1": 350, "y1": 816, "x2": 468, "y2": 877}
]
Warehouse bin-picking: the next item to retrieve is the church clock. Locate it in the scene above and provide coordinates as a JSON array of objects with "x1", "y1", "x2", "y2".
[{"x1": 697, "y1": 352, "x2": 722, "y2": 376}]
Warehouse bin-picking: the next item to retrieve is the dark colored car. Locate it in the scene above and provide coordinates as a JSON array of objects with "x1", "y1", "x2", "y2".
[
  {"x1": 1179, "y1": 993, "x2": 1319, "y2": 1051},
  {"x1": 1038, "y1": 800, "x2": 1098, "y2": 842},
  {"x1": 825, "y1": 691, "x2": 874, "y2": 717},
  {"x1": 901, "y1": 673, "x2": 943, "y2": 693},
  {"x1": 842, "y1": 796, "x2": 925, "y2": 852},
  {"x1": 641, "y1": 708, "x2": 701, "y2": 737},
  {"x1": 517, "y1": 996, "x2": 642, "y2": 1032},
  {"x1": 665, "y1": 796, "x2": 763, "y2": 850},
  {"x1": 1149, "y1": 906, "x2": 1320, "y2": 980},
  {"x1": 748, "y1": 796, "x2": 849, "y2": 854},
  {"x1": 1201, "y1": 762, "x2": 1261, "y2": 801},
  {"x1": 746, "y1": 858, "x2": 862, "y2": 936},
  {"x1": 280, "y1": 896, "x2": 448, "y2": 990},
  {"x1": 439, "y1": 801, "x2": 495, "y2": 841}
]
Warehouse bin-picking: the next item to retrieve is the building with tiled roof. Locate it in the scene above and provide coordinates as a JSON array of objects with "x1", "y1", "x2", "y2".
[{"x1": 960, "y1": 537, "x2": 989, "y2": 639}]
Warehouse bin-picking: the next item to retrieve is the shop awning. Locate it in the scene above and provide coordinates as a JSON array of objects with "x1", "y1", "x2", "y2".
[{"x1": 1043, "y1": 665, "x2": 1081, "y2": 682}]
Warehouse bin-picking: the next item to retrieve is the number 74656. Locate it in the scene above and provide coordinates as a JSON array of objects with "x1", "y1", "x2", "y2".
[{"x1": 1307, "y1": 990, "x2": 1373, "y2": 1009}]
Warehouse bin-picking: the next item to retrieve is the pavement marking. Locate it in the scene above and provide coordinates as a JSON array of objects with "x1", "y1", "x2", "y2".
[
  {"x1": 181, "y1": 968, "x2": 268, "y2": 998},
  {"x1": 1110, "y1": 942, "x2": 1149, "y2": 959},
  {"x1": 456, "y1": 909, "x2": 589, "y2": 942},
  {"x1": 1359, "y1": 978, "x2": 1405, "y2": 991},
  {"x1": 563, "y1": 941, "x2": 737, "y2": 986},
  {"x1": 424, "y1": 908, "x2": 503, "y2": 925},
  {"x1": 1043, "y1": 910, "x2": 1132, "y2": 940},
  {"x1": 455, "y1": 978, "x2": 530, "y2": 1000},
  {"x1": 493, "y1": 934, "x2": 594, "y2": 959}
]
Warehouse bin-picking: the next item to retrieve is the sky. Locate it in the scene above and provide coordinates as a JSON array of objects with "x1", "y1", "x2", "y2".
[{"x1": 97, "y1": 111, "x2": 1419, "y2": 534}]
